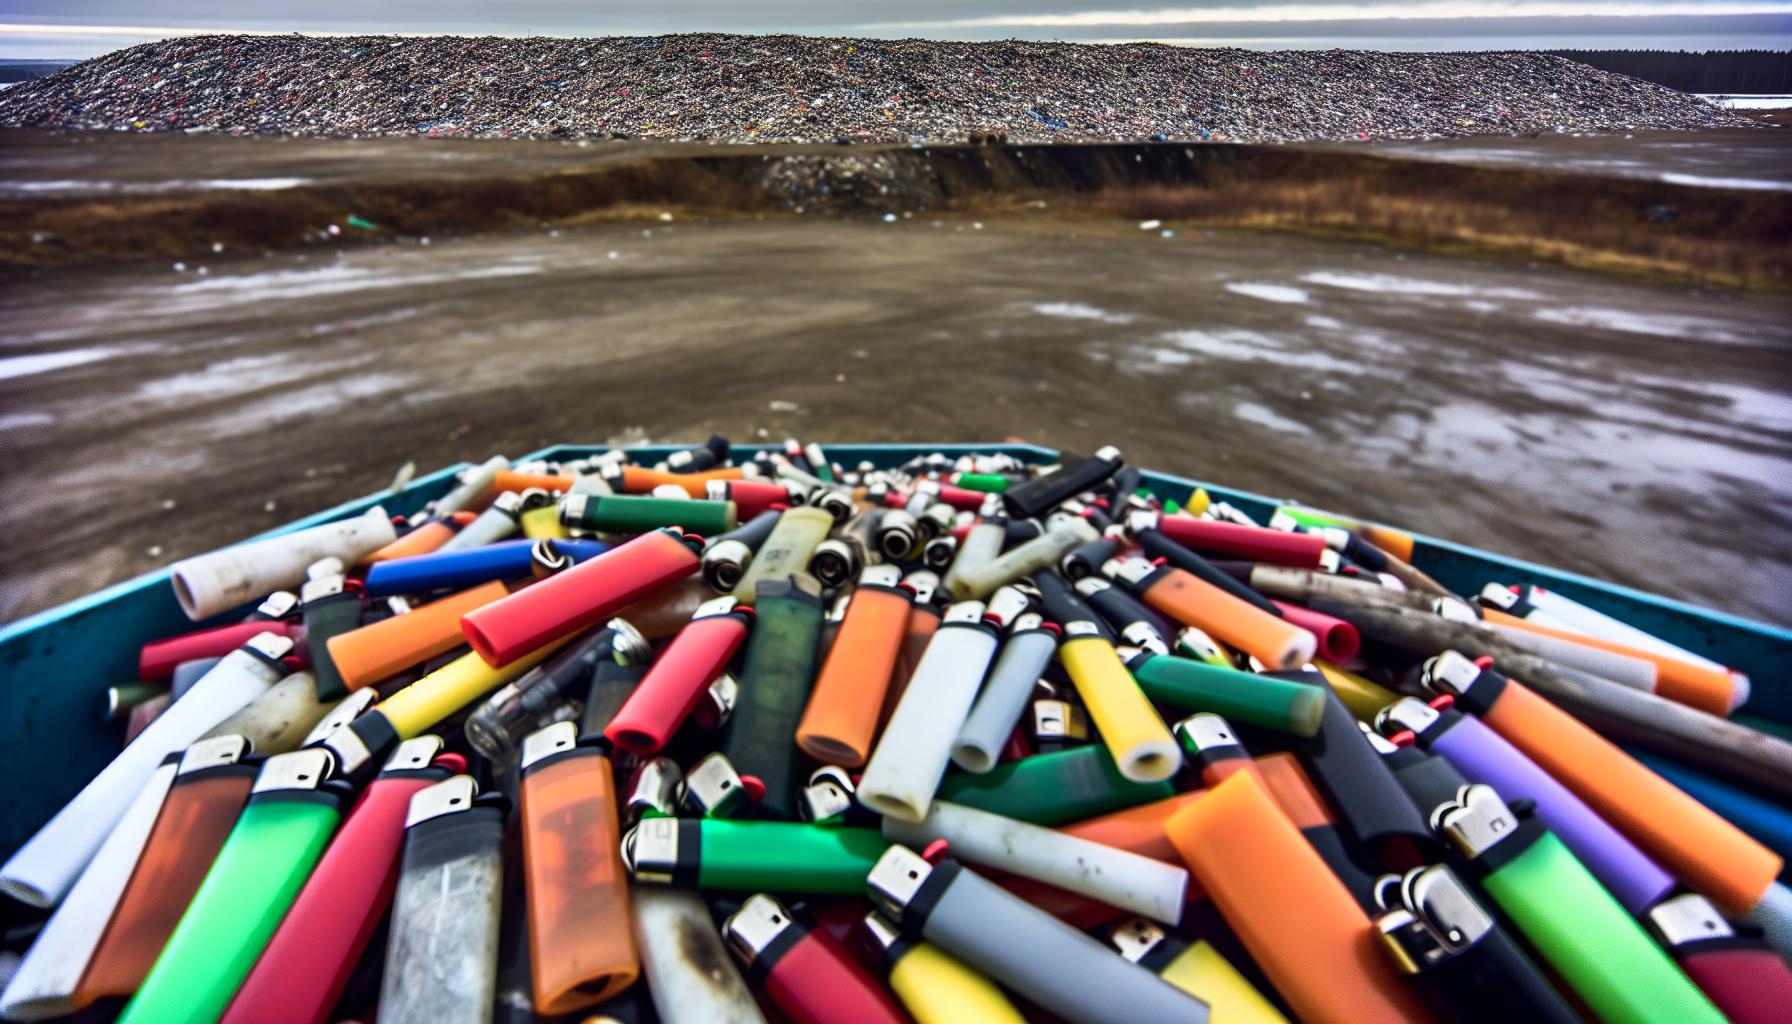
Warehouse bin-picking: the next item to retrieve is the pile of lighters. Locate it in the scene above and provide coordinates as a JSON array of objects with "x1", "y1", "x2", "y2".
[{"x1": 3, "y1": 438, "x2": 1791, "y2": 1024}]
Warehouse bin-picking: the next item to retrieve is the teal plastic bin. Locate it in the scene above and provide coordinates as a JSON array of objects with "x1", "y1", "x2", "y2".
[{"x1": 2, "y1": 443, "x2": 1789, "y2": 857}]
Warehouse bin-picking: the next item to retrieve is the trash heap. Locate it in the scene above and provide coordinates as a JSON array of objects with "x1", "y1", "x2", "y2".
[
  {"x1": 0, "y1": 33, "x2": 1749, "y2": 144},
  {"x1": 2, "y1": 439, "x2": 1789, "y2": 1024}
]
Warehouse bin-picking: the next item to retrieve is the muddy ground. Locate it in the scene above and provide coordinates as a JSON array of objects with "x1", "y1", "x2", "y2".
[{"x1": 4, "y1": 213, "x2": 1789, "y2": 628}]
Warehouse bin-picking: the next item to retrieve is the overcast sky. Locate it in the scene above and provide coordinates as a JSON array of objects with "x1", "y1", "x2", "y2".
[{"x1": 4, "y1": 1, "x2": 1788, "y2": 60}]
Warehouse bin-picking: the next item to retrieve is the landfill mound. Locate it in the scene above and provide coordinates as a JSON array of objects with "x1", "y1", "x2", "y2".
[{"x1": 0, "y1": 33, "x2": 1750, "y2": 144}]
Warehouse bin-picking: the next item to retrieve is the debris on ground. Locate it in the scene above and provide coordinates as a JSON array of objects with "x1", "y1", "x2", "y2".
[{"x1": 0, "y1": 33, "x2": 1751, "y2": 144}]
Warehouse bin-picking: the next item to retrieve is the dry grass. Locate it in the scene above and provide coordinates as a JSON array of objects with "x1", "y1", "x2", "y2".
[{"x1": 1086, "y1": 159, "x2": 1791, "y2": 289}]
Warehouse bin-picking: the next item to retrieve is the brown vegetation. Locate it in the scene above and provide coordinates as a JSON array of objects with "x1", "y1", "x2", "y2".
[{"x1": 4, "y1": 141, "x2": 1786, "y2": 289}]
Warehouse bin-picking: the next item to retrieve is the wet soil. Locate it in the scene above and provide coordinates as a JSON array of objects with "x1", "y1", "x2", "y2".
[{"x1": 3, "y1": 215, "x2": 1788, "y2": 628}]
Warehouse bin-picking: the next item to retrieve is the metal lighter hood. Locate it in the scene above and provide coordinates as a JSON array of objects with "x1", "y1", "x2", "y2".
[
  {"x1": 180, "y1": 734, "x2": 250, "y2": 773},
  {"x1": 623, "y1": 817, "x2": 680, "y2": 883},
  {"x1": 1648, "y1": 893, "x2": 1735, "y2": 947},
  {"x1": 302, "y1": 687, "x2": 377, "y2": 748},
  {"x1": 867, "y1": 844, "x2": 934, "y2": 920},
  {"x1": 383, "y1": 735, "x2": 445, "y2": 773},
  {"x1": 252, "y1": 748, "x2": 333, "y2": 794},
  {"x1": 1431, "y1": 784, "x2": 1519, "y2": 860},
  {"x1": 1377, "y1": 697, "x2": 1442, "y2": 739},
  {"x1": 405, "y1": 775, "x2": 478, "y2": 828},
  {"x1": 723, "y1": 894, "x2": 796, "y2": 966},
  {"x1": 1425, "y1": 650, "x2": 1485, "y2": 697},
  {"x1": 520, "y1": 721, "x2": 580, "y2": 772},
  {"x1": 1402, "y1": 865, "x2": 1495, "y2": 954},
  {"x1": 1105, "y1": 917, "x2": 1168, "y2": 964}
]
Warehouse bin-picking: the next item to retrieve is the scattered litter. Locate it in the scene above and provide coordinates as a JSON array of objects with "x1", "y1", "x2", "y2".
[{"x1": 0, "y1": 35, "x2": 1746, "y2": 144}]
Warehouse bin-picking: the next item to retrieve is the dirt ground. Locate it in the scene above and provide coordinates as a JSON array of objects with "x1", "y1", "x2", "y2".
[{"x1": 4, "y1": 213, "x2": 1789, "y2": 628}]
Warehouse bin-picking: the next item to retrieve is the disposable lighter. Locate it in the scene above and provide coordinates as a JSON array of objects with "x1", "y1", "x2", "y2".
[
  {"x1": 432, "y1": 455, "x2": 508, "y2": 517},
  {"x1": 1625, "y1": 744, "x2": 1792, "y2": 871},
  {"x1": 937, "y1": 742, "x2": 1174, "y2": 825},
  {"x1": 730, "y1": 506, "x2": 834, "y2": 603},
  {"x1": 167, "y1": 505, "x2": 395, "y2": 621},
  {"x1": 329, "y1": 579, "x2": 512, "y2": 691},
  {"x1": 79, "y1": 735, "x2": 257, "y2": 1001},
  {"x1": 1039, "y1": 692, "x2": 1089, "y2": 749},
  {"x1": 1647, "y1": 892, "x2": 1792, "y2": 1024},
  {"x1": 1076, "y1": 576, "x2": 1173, "y2": 653},
  {"x1": 1033, "y1": 562, "x2": 1114, "y2": 641},
  {"x1": 219, "y1": 737, "x2": 451, "y2": 1024},
  {"x1": 1104, "y1": 916, "x2": 1289, "y2": 1024},
  {"x1": 708, "y1": 478, "x2": 805, "y2": 520},
  {"x1": 631, "y1": 885, "x2": 767, "y2": 1024},
  {"x1": 859, "y1": 600, "x2": 999, "y2": 821},
  {"x1": 118, "y1": 749, "x2": 349, "y2": 1024},
  {"x1": 678, "y1": 751, "x2": 757, "y2": 820},
  {"x1": 198, "y1": 670, "x2": 333, "y2": 755},
  {"x1": 1176, "y1": 715, "x2": 1383, "y2": 908},
  {"x1": 859, "y1": 911, "x2": 1027, "y2": 1024},
  {"x1": 625, "y1": 817, "x2": 889, "y2": 893},
  {"x1": 1161, "y1": 771, "x2": 1433, "y2": 1024},
  {"x1": 299, "y1": 565, "x2": 362, "y2": 701},
  {"x1": 721, "y1": 575, "x2": 825, "y2": 819},
  {"x1": 319, "y1": 637, "x2": 570, "y2": 785},
  {"x1": 943, "y1": 518, "x2": 1006, "y2": 600},
  {"x1": 1419, "y1": 648, "x2": 1782, "y2": 917},
  {"x1": 1378, "y1": 681, "x2": 1676, "y2": 913},
  {"x1": 0, "y1": 632, "x2": 292, "y2": 909},
  {"x1": 561, "y1": 493, "x2": 738, "y2": 536},
  {"x1": 1107, "y1": 555, "x2": 1315, "y2": 670},
  {"x1": 1125, "y1": 649, "x2": 1326, "y2": 737},
  {"x1": 883, "y1": 800, "x2": 1189, "y2": 922},
  {"x1": 915, "y1": 477, "x2": 986, "y2": 511},
  {"x1": 808, "y1": 521, "x2": 869, "y2": 592},
  {"x1": 954, "y1": 516, "x2": 1099, "y2": 600},
  {"x1": 138, "y1": 619, "x2": 296, "y2": 680},
  {"x1": 378, "y1": 776, "x2": 507, "y2": 1024},
  {"x1": 581, "y1": 658, "x2": 650, "y2": 745},
  {"x1": 1476, "y1": 594, "x2": 1742, "y2": 715},
  {"x1": 1133, "y1": 510, "x2": 1328, "y2": 568},
  {"x1": 607, "y1": 462, "x2": 742, "y2": 499},
  {"x1": 1134, "y1": 527, "x2": 1287, "y2": 618},
  {"x1": 875, "y1": 508, "x2": 923, "y2": 560},
  {"x1": 0, "y1": 751, "x2": 179, "y2": 1022},
  {"x1": 1513, "y1": 583, "x2": 1732, "y2": 674},
  {"x1": 1269, "y1": 601, "x2": 1362, "y2": 662},
  {"x1": 517, "y1": 721, "x2": 638, "y2": 1014},
  {"x1": 796, "y1": 565, "x2": 913, "y2": 767},
  {"x1": 1297, "y1": 686, "x2": 1435, "y2": 856},
  {"x1": 1002, "y1": 445, "x2": 1124, "y2": 518},
  {"x1": 701, "y1": 509, "x2": 783, "y2": 591},
  {"x1": 363, "y1": 518, "x2": 457, "y2": 563},
  {"x1": 1061, "y1": 536, "x2": 1123, "y2": 582},
  {"x1": 437, "y1": 489, "x2": 524, "y2": 552},
  {"x1": 723, "y1": 894, "x2": 909, "y2": 1024},
  {"x1": 1372, "y1": 864, "x2": 1583, "y2": 1024},
  {"x1": 1056, "y1": 619, "x2": 1183, "y2": 783},
  {"x1": 881, "y1": 569, "x2": 944, "y2": 724},
  {"x1": 466, "y1": 618, "x2": 652, "y2": 764},
  {"x1": 459, "y1": 528, "x2": 701, "y2": 668},
  {"x1": 1429, "y1": 783, "x2": 1725, "y2": 1024},
  {"x1": 867, "y1": 845, "x2": 1211, "y2": 1024},
  {"x1": 361, "y1": 538, "x2": 608, "y2": 597},
  {"x1": 953, "y1": 603, "x2": 1060, "y2": 773},
  {"x1": 608, "y1": 597, "x2": 753, "y2": 754}
]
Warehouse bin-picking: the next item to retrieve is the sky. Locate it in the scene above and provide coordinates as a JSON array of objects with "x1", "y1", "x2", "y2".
[{"x1": 3, "y1": 0, "x2": 1789, "y2": 60}]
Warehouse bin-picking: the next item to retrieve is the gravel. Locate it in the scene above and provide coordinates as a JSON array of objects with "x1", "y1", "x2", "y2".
[{"x1": 0, "y1": 33, "x2": 1751, "y2": 144}]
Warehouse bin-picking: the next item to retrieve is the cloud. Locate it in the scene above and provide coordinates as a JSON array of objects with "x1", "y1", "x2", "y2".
[{"x1": 867, "y1": 0, "x2": 1792, "y2": 27}]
